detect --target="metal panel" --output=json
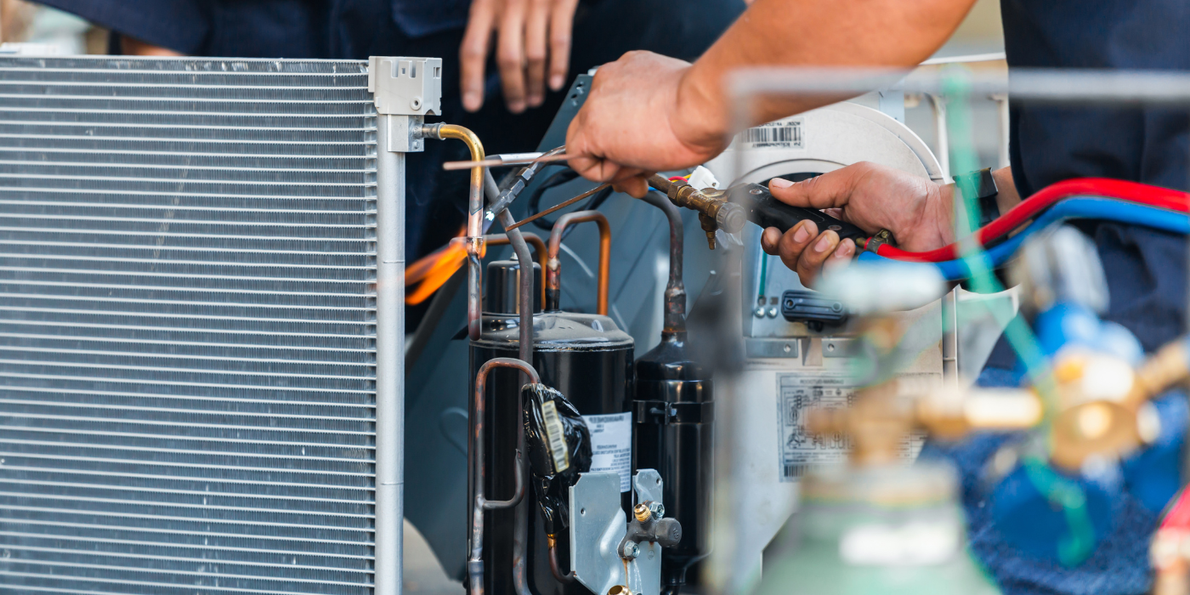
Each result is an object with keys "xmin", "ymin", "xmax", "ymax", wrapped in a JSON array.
[{"xmin": 0, "ymin": 56, "xmax": 379, "ymax": 595}]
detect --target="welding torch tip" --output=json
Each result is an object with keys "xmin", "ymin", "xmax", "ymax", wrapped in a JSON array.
[{"xmin": 443, "ymin": 152, "xmax": 573, "ymax": 171}]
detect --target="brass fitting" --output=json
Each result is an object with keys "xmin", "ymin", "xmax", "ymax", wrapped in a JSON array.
[
  {"xmin": 648, "ymin": 174, "xmax": 746, "ymax": 250},
  {"xmin": 633, "ymin": 502, "xmax": 651, "ymax": 523},
  {"xmin": 804, "ymin": 380, "xmax": 1042, "ymax": 467}
]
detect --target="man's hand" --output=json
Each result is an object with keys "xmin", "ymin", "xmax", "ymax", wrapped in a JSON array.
[
  {"xmin": 460, "ymin": 0, "xmax": 579, "ymax": 114},
  {"xmin": 760, "ymin": 162, "xmax": 955, "ymax": 286},
  {"xmin": 565, "ymin": 51, "xmax": 729, "ymax": 198}
]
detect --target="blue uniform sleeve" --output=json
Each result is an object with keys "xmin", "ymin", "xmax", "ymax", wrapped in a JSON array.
[{"xmin": 34, "ymin": 0, "xmax": 210, "ymax": 54}]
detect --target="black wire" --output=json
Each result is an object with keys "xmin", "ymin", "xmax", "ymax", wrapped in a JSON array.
[{"xmin": 524, "ymin": 166, "xmax": 613, "ymax": 240}]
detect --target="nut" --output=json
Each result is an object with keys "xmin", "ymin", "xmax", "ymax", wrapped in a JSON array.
[{"xmin": 648, "ymin": 502, "xmax": 665, "ymax": 519}]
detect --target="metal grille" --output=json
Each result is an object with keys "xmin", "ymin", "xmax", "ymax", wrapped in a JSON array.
[{"xmin": 0, "ymin": 56, "xmax": 378, "ymax": 594}]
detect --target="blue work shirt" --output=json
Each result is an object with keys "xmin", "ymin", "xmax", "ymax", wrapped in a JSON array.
[{"xmin": 994, "ymin": 0, "xmax": 1190, "ymax": 361}]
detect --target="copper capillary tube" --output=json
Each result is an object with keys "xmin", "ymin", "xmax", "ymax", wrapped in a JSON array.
[
  {"xmin": 443, "ymin": 152, "xmax": 572, "ymax": 171},
  {"xmin": 505, "ymin": 183, "xmax": 611, "ymax": 231}
]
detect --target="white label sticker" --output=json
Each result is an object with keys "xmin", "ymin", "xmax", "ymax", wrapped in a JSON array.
[
  {"xmin": 776, "ymin": 372, "xmax": 934, "ymax": 481},
  {"xmin": 738, "ymin": 119, "xmax": 805, "ymax": 150},
  {"xmin": 540, "ymin": 400, "xmax": 570, "ymax": 473},
  {"xmin": 583, "ymin": 412, "xmax": 633, "ymax": 492}
]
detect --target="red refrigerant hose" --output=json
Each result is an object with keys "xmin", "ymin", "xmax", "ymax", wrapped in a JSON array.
[{"xmin": 873, "ymin": 178, "xmax": 1190, "ymax": 262}]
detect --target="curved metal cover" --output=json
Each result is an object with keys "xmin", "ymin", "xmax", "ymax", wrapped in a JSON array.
[{"xmin": 0, "ymin": 56, "xmax": 379, "ymax": 595}]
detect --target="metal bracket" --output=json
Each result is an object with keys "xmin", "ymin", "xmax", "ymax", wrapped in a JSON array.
[
  {"xmin": 744, "ymin": 338, "xmax": 801, "ymax": 359},
  {"xmin": 368, "ymin": 56, "xmax": 443, "ymax": 116},
  {"xmin": 569, "ymin": 471, "xmax": 664, "ymax": 595},
  {"xmin": 368, "ymin": 57, "xmax": 443, "ymax": 153}
]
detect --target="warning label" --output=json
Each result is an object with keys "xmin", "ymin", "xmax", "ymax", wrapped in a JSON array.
[
  {"xmin": 583, "ymin": 412, "xmax": 633, "ymax": 492},
  {"xmin": 776, "ymin": 372, "xmax": 934, "ymax": 481}
]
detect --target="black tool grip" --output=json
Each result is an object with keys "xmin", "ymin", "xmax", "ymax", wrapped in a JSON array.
[{"xmin": 736, "ymin": 183, "xmax": 867, "ymax": 242}]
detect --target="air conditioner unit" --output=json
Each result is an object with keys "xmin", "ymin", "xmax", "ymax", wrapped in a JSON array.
[{"xmin": 0, "ymin": 53, "xmax": 437, "ymax": 595}]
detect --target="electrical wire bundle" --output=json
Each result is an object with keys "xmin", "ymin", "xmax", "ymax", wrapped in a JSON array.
[{"xmin": 859, "ymin": 178, "xmax": 1190, "ymax": 281}]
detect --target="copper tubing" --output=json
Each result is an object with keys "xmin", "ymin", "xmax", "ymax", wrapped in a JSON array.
[
  {"xmin": 642, "ymin": 191, "xmax": 687, "ymax": 336},
  {"xmin": 546, "ymin": 210, "xmax": 611, "ymax": 314},
  {"xmin": 546, "ymin": 534, "xmax": 576, "ymax": 583},
  {"xmin": 452, "ymin": 233, "xmax": 548, "ymax": 305},
  {"xmin": 481, "ymin": 170, "xmax": 538, "ymax": 595},
  {"xmin": 430, "ymin": 123, "xmax": 486, "ymax": 341},
  {"xmin": 469, "ymin": 358, "xmax": 541, "ymax": 595}
]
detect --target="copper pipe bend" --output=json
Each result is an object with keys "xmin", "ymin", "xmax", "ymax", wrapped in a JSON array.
[{"xmin": 546, "ymin": 210, "xmax": 611, "ymax": 314}]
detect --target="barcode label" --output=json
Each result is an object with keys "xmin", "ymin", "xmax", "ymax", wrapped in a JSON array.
[
  {"xmin": 783, "ymin": 463, "xmax": 811, "ymax": 479},
  {"xmin": 540, "ymin": 400, "xmax": 570, "ymax": 473},
  {"xmin": 741, "ymin": 119, "xmax": 804, "ymax": 149}
]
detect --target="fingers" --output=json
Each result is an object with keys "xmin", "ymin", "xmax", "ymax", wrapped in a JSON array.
[
  {"xmin": 611, "ymin": 175, "xmax": 649, "ymax": 199},
  {"xmin": 496, "ymin": 0, "xmax": 529, "ymax": 113},
  {"xmin": 767, "ymin": 220, "xmax": 854, "ymax": 286},
  {"xmin": 523, "ymin": 0, "xmax": 549, "ymax": 107},
  {"xmin": 768, "ymin": 163, "xmax": 873, "ymax": 210},
  {"xmin": 460, "ymin": 0, "xmax": 499, "ymax": 112},
  {"xmin": 823, "ymin": 238, "xmax": 856, "ymax": 275},
  {"xmin": 548, "ymin": 0, "xmax": 578, "ymax": 91}
]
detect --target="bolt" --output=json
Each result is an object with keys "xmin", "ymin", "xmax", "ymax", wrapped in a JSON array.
[
  {"xmin": 648, "ymin": 502, "xmax": 665, "ymax": 519},
  {"xmin": 767, "ymin": 306, "xmax": 779, "ymax": 318},
  {"xmin": 623, "ymin": 542, "xmax": 640, "ymax": 559},
  {"xmin": 754, "ymin": 306, "xmax": 766, "ymax": 318}
]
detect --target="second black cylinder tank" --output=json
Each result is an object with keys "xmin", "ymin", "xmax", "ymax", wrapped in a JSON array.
[{"xmin": 633, "ymin": 333, "xmax": 714, "ymax": 594}]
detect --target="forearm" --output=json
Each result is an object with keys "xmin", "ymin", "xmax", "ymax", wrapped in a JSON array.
[
  {"xmin": 121, "ymin": 36, "xmax": 185, "ymax": 56},
  {"xmin": 990, "ymin": 166, "xmax": 1021, "ymax": 214},
  {"xmin": 935, "ymin": 166, "xmax": 1020, "ymax": 228},
  {"xmin": 676, "ymin": 0, "xmax": 979, "ymax": 140}
]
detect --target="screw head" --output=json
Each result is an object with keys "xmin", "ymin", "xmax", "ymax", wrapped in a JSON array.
[
  {"xmin": 648, "ymin": 502, "xmax": 665, "ymax": 519},
  {"xmin": 623, "ymin": 542, "xmax": 640, "ymax": 559}
]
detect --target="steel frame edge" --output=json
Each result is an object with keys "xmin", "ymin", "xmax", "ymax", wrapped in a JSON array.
[{"xmin": 370, "ymin": 55, "xmax": 442, "ymax": 595}]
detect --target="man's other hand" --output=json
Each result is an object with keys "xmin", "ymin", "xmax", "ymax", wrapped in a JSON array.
[
  {"xmin": 565, "ymin": 51, "xmax": 728, "ymax": 198},
  {"xmin": 760, "ymin": 162, "xmax": 954, "ymax": 286},
  {"xmin": 461, "ymin": 0, "xmax": 579, "ymax": 114}
]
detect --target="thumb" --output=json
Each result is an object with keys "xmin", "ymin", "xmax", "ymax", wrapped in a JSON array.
[{"xmin": 768, "ymin": 166, "xmax": 866, "ymax": 210}]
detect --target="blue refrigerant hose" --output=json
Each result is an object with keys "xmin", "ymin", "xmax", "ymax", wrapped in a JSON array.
[{"xmin": 857, "ymin": 197, "xmax": 1190, "ymax": 280}]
